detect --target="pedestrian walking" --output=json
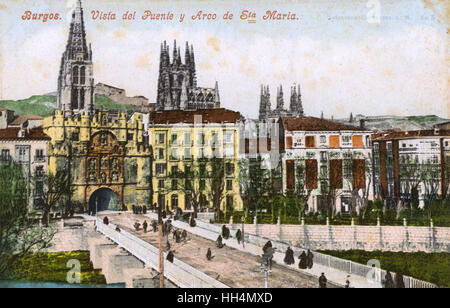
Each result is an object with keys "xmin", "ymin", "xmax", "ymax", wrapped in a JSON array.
[{"xmin": 319, "ymin": 273, "xmax": 327, "ymax": 288}]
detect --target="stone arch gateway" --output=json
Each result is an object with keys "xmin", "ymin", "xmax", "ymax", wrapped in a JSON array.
[{"xmin": 88, "ymin": 188, "xmax": 118, "ymax": 214}]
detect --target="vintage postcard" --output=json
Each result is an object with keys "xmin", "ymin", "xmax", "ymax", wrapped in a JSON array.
[{"xmin": 0, "ymin": 0, "xmax": 448, "ymax": 296}]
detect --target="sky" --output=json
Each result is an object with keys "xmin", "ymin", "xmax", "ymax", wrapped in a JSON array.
[{"xmin": 0, "ymin": 0, "xmax": 448, "ymax": 119}]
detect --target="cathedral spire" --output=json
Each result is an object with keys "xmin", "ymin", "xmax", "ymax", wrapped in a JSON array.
[
  {"xmin": 276, "ymin": 84, "xmax": 284, "ymax": 110},
  {"xmin": 214, "ymin": 81, "xmax": 220, "ymax": 106},
  {"xmin": 297, "ymin": 83, "xmax": 304, "ymax": 116},
  {"xmin": 185, "ymin": 41, "xmax": 190, "ymax": 66}
]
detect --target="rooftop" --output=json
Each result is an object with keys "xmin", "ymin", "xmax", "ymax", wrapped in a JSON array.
[
  {"xmin": 280, "ymin": 116, "xmax": 369, "ymax": 132},
  {"xmin": 0, "ymin": 127, "xmax": 50, "ymax": 141},
  {"xmin": 372, "ymin": 129, "xmax": 450, "ymax": 141},
  {"xmin": 150, "ymin": 108, "xmax": 241, "ymax": 125}
]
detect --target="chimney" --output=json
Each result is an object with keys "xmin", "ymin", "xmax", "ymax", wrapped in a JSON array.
[{"xmin": 359, "ymin": 119, "xmax": 365, "ymax": 129}]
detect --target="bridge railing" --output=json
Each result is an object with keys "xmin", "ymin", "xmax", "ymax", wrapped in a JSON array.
[{"xmin": 95, "ymin": 218, "xmax": 228, "ymax": 288}]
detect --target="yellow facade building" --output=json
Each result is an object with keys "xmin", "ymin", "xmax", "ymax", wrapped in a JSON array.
[
  {"xmin": 42, "ymin": 109, "xmax": 152, "ymax": 213},
  {"xmin": 148, "ymin": 108, "xmax": 243, "ymax": 212}
]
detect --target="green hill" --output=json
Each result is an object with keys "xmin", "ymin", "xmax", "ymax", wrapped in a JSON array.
[{"xmin": 0, "ymin": 94, "xmax": 141, "ymax": 117}]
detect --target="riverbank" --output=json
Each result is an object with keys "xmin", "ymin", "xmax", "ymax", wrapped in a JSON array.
[
  {"xmin": 0, "ymin": 251, "xmax": 106, "ymax": 285},
  {"xmin": 317, "ymin": 250, "xmax": 450, "ymax": 287}
]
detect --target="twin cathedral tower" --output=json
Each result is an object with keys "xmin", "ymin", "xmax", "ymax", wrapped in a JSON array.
[{"xmin": 57, "ymin": 0, "xmax": 305, "ymax": 118}]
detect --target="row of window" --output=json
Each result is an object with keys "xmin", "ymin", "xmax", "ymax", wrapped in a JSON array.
[
  {"xmin": 155, "ymin": 162, "xmax": 236, "ymax": 176},
  {"xmin": 0, "ymin": 149, "xmax": 45, "ymax": 161},
  {"xmin": 155, "ymin": 146, "xmax": 234, "ymax": 160},
  {"xmin": 287, "ymin": 135, "xmax": 366, "ymax": 149},
  {"xmin": 157, "ymin": 178, "xmax": 234, "ymax": 191},
  {"xmin": 156, "ymin": 131, "xmax": 234, "ymax": 145}
]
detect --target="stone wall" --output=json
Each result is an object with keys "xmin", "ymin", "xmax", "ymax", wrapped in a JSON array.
[{"xmin": 223, "ymin": 223, "xmax": 450, "ymax": 253}]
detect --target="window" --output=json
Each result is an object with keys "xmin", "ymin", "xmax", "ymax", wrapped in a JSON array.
[
  {"xmin": 80, "ymin": 66, "xmax": 86, "ymax": 85},
  {"xmin": 72, "ymin": 66, "xmax": 79, "ymax": 84},
  {"xmin": 352, "ymin": 135, "xmax": 363, "ymax": 148},
  {"xmin": 170, "ymin": 166, "xmax": 178, "ymax": 176},
  {"xmin": 158, "ymin": 148, "xmax": 165, "ymax": 160},
  {"xmin": 226, "ymin": 179, "xmax": 233, "ymax": 191},
  {"xmin": 184, "ymin": 132, "xmax": 191, "ymax": 145},
  {"xmin": 226, "ymin": 163, "xmax": 235, "ymax": 176},
  {"xmin": 35, "ymin": 149, "xmax": 44, "ymax": 161},
  {"xmin": 171, "ymin": 179, "xmax": 178, "ymax": 190},
  {"xmin": 198, "ymin": 133, "xmax": 205, "ymax": 145},
  {"xmin": 305, "ymin": 136, "xmax": 315, "ymax": 148},
  {"xmin": 171, "ymin": 133, "xmax": 178, "ymax": 145},
  {"xmin": 1, "ymin": 149, "xmax": 10, "ymax": 161},
  {"xmin": 211, "ymin": 131, "xmax": 218, "ymax": 146},
  {"xmin": 155, "ymin": 163, "xmax": 166, "ymax": 175},
  {"xmin": 184, "ymin": 148, "xmax": 192, "ymax": 159},
  {"xmin": 198, "ymin": 147, "xmax": 205, "ymax": 158},
  {"xmin": 171, "ymin": 195, "xmax": 178, "ymax": 208},
  {"xmin": 342, "ymin": 135, "xmax": 351, "ymax": 146},
  {"xmin": 320, "ymin": 135, "xmax": 326, "ymax": 143},
  {"xmin": 127, "ymin": 133, "xmax": 134, "ymax": 141},
  {"xmin": 223, "ymin": 131, "xmax": 233, "ymax": 144},
  {"xmin": 158, "ymin": 133, "xmax": 165, "ymax": 144},
  {"xmin": 36, "ymin": 166, "xmax": 44, "ymax": 177},
  {"xmin": 329, "ymin": 135, "xmax": 340, "ymax": 148},
  {"xmin": 158, "ymin": 179, "xmax": 165, "ymax": 189},
  {"xmin": 320, "ymin": 151, "xmax": 328, "ymax": 162},
  {"xmin": 170, "ymin": 148, "xmax": 178, "ymax": 160}
]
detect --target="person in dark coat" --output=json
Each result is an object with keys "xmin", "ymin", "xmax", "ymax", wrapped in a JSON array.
[
  {"xmin": 190, "ymin": 216, "xmax": 196, "ymax": 227},
  {"xmin": 134, "ymin": 222, "xmax": 141, "ymax": 231},
  {"xmin": 395, "ymin": 272, "xmax": 405, "ymax": 288},
  {"xmin": 235, "ymin": 229, "xmax": 242, "ymax": 244},
  {"xmin": 166, "ymin": 240, "xmax": 171, "ymax": 250},
  {"xmin": 103, "ymin": 216, "xmax": 109, "ymax": 225},
  {"xmin": 162, "ymin": 210, "xmax": 167, "ymax": 219},
  {"xmin": 206, "ymin": 248, "xmax": 214, "ymax": 261},
  {"xmin": 166, "ymin": 251, "xmax": 174, "ymax": 263},
  {"xmin": 143, "ymin": 220, "xmax": 148, "ymax": 233},
  {"xmin": 262, "ymin": 241, "xmax": 272, "ymax": 253},
  {"xmin": 216, "ymin": 235, "xmax": 225, "ymax": 248},
  {"xmin": 181, "ymin": 230, "xmax": 187, "ymax": 242},
  {"xmin": 151, "ymin": 220, "xmax": 158, "ymax": 232},
  {"xmin": 384, "ymin": 271, "xmax": 394, "ymax": 288},
  {"xmin": 298, "ymin": 251, "xmax": 307, "ymax": 269},
  {"xmin": 283, "ymin": 247, "xmax": 295, "ymax": 265},
  {"xmin": 306, "ymin": 249, "xmax": 314, "ymax": 269},
  {"xmin": 115, "ymin": 226, "xmax": 121, "ymax": 232},
  {"xmin": 142, "ymin": 206, "xmax": 147, "ymax": 214},
  {"xmin": 319, "ymin": 273, "xmax": 327, "ymax": 288}
]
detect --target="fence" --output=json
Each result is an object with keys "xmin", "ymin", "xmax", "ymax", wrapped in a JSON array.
[{"xmin": 95, "ymin": 218, "xmax": 228, "ymax": 288}]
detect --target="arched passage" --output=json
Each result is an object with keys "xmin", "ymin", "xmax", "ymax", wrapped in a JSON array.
[{"xmin": 88, "ymin": 188, "xmax": 118, "ymax": 214}]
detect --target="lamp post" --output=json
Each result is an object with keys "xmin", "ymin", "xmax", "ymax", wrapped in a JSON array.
[
  {"xmin": 157, "ymin": 195, "xmax": 164, "ymax": 288},
  {"xmin": 241, "ymin": 216, "xmax": 245, "ymax": 248}
]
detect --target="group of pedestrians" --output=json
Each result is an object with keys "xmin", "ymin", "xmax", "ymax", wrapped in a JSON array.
[{"xmin": 132, "ymin": 205, "xmax": 146, "ymax": 215}]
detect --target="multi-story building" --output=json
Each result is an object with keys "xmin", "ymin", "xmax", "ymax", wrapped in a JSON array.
[
  {"xmin": 372, "ymin": 128, "xmax": 449, "ymax": 208},
  {"xmin": 156, "ymin": 40, "xmax": 220, "ymax": 111},
  {"xmin": 279, "ymin": 116, "xmax": 373, "ymax": 214},
  {"xmin": 148, "ymin": 108, "xmax": 243, "ymax": 212},
  {"xmin": 0, "ymin": 127, "xmax": 50, "ymax": 210}
]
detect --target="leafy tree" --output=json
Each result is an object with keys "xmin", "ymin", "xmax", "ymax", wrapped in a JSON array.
[
  {"xmin": 32, "ymin": 169, "xmax": 74, "ymax": 226},
  {"xmin": 0, "ymin": 162, "xmax": 56, "ymax": 275}
]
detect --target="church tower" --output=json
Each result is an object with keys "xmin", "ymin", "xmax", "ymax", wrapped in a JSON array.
[
  {"xmin": 156, "ymin": 40, "xmax": 219, "ymax": 111},
  {"xmin": 57, "ymin": 0, "xmax": 95, "ymax": 116}
]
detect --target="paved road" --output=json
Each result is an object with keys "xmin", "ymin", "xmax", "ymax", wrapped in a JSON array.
[{"xmin": 100, "ymin": 212, "xmax": 334, "ymax": 288}]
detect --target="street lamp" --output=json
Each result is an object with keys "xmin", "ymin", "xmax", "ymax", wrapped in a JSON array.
[{"xmin": 241, "ymin": 216, "xmax": 245, "ymax": 248}]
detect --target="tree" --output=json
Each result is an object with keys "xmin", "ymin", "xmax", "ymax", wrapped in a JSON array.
[
  {"xmin": 0, "ymin": 162, "xmax": 56, "ymax": 275},
  {"xmin": 342, "ymin": 152, "xmax": 373, "ymax": 219},
  {"xmin": 207, "ymin": 157, "xmax": 226, "ymax": 214},
  {"xmin": 398, "ymin": 154, "xmax": 421, "ymax": 209},
  {"xmin": 32, "ymin": 169, "xmax": 74, "ymax": 226}
]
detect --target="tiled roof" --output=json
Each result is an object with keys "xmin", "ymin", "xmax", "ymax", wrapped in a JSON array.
[
  {"xmin": 281, "ymin": 116, "xmax": 369, "ymax": 132},
  {"xmin": 0, "ymin": 127, "xmax": 50, "ymax": 140},
  {"xmin": 150, "ymin": 108, "xmax": 241, "ymax": 124},
  {"xmin": 372, "ymin": 129, "xmax": 450, "ymax": 141},
  {"xmin": 9, "ymin": 115, "xmax": 43, "ymax": 126}
]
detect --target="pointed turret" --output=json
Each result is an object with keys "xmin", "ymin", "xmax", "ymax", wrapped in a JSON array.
[
  {"xmin": 289, "ymin": 84, "xmax": 298, "ymax": 113},
  {"xmin": 185, "ymin": 41, "xmax": 190, "ymax": 66},
  {"xmin": 214, "ymin": 81, "xmax": 220, "ymax": 107},
  {"xmin": 276, "ymin": 84, "xmax": 284, "ymax": 110},
  {"xmin": 297, "ymin": 83, "xmax": 304, "ymax": 116}
]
